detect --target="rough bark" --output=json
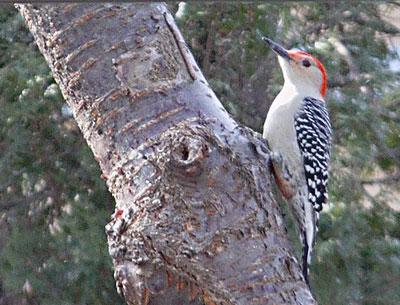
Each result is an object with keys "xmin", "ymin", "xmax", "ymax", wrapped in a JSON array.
[{"xmin": 16, "ymin": 3, "xmax": 316, "ymax": 305}]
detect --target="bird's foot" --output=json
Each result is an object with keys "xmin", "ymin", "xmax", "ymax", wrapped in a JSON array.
[
  {"xmin": 270, "ymin": 152, "xmax": 293, "ymax": 181},
  {"xmin": 270, "ymin": 152, "xmax": 296, "ymax": 199}
]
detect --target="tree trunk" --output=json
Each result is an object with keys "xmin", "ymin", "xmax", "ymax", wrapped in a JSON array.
[{"xmin": 16, "ymin": 3, "xmax": 316, "ymax": 305}]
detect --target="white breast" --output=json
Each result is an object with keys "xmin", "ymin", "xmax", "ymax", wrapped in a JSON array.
[{"xmin": 263, "ymin": 85, "xmax": 304, "ymax": 173}]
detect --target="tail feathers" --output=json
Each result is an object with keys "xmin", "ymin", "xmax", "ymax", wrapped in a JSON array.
[
  {"xmin": 301, "ymin": 213, "xmax": 318, "ymax": 286},
  {"xmin": 290, "ymin": 191, "xmax": 318, "ymax": 286},
  {"xmin": 302, "ymin": 231, "xmax": 311, "ymax": 286},
  {"xmin": 301, "ymin": 196, "xmax": 318, "ymax": 285}
]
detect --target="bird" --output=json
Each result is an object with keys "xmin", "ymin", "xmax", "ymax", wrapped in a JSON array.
[{"xmin": 261, "ymin": 36, "xmax": 332, "ymax": 285}]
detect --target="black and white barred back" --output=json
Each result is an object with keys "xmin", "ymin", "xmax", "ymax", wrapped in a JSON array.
[
  {"xmin": 295, "ymin": 97, "xmax": 332, "ymax": 212},
  {"xmin": 294, "ymin": 96, "xmax": 332, "ymax": 283}
]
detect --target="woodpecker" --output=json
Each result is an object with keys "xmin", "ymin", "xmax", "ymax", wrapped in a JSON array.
[{"xmin": 262, "ymin": 37, "xmax": 332, "ymax": 285}]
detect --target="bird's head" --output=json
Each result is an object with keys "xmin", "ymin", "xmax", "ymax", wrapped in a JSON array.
[{"xmin": 262, "ymin": 37, "xmax": 327, "ymax": 97}]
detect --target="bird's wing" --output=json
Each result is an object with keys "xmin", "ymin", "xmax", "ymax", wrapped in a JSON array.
[{"xmin": 294, "ymin": 97, "xmax": 332, "ymax": 212}]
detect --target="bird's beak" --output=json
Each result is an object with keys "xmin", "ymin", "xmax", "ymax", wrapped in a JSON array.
[{"xmin": 262, "ymin": 37, "xmax": 292, "ymax": 61}]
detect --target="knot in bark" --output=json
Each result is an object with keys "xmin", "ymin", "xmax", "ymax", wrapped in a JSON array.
[{"xmin": 169, "ymin": 135, "xmax": 209, "ymax": 177}]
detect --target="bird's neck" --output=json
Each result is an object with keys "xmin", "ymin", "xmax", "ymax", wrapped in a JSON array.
[{"xmin": 281, "ymin": 78, "xmax": 323, "ymax": 100}]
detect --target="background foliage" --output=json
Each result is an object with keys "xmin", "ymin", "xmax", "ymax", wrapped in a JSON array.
[{"xmin": 1, "ymin": 2, "xmax": 400, "ymax": 305}]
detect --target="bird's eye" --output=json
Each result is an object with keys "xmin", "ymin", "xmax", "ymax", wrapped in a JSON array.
[{"xmin": 302, "ymin": 59, "xmax": 311, "ymax": 68}]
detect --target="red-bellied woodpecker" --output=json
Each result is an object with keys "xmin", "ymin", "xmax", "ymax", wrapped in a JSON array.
[{"xmin": 262, "ymin": 37, "xmax": 332, "ymax": 285}]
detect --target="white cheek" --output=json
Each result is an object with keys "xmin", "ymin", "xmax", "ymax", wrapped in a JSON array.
[
  {"xmin": 278, "ymin": 59, "xmax": 323, "ymax": 92},
  {"xmin": 310, "ymin": 66, "xmax": 322, "ymax": 86}
]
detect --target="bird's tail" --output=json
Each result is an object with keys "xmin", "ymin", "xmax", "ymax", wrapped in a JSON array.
[
  {"xmin": 289, "ymin": 189, "xmax": 318, "ymax": 286},
  {"xmin": 302, "ymin": 231, "xmax": 311, "ymax": 286},
  {"xmin": 301, "ymin": 201, "xmax": 318, "ymax": 287}
]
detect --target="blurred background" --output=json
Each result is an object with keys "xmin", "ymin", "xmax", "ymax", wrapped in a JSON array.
[{"xmin": 1, "ymin": 2, "xmax": 400, "ymax": 305}]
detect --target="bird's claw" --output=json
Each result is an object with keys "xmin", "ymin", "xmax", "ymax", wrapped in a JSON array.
[{"xmin": 270, "ymin": 152, "xmax": 292, "ymax": 181}]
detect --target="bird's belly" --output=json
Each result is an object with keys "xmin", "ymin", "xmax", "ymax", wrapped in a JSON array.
[{"xmin": 263, "ymin": 104, "xmax": 303, "ymax": 174}]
